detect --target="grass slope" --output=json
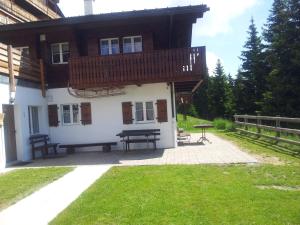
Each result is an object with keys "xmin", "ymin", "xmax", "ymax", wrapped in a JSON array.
[
  {"xmin": 51, "ymin": 165, "xmax": 300, "ymax": 225},
  {"xmin": 0, "ymin": 167, "xmax": 73, "ymax": 210}
]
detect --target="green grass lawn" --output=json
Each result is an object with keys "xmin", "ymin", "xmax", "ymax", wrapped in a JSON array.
[
  {"xmin": 50, "ymin": 115, "xmax": 300, "ymax": 225},
  {"xmin": 0, "ymin": 167, "xmax": 73, "ymax": 210},
  {"xmin": 51, "ymin": 165, "xmax": 300, "ymax": 225}
]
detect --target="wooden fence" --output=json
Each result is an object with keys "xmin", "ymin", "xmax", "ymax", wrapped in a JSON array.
[{"xmin": 234, "ymin": 115, "xmax": 300, "ymax": 146}]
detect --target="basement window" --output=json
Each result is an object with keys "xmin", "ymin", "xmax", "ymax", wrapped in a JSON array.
[
  {"xmin": 51, "ymin": 42, "xmax": 70, "ymax": 64},
  {"xmin": 61, "ymin": 104, "xmax": 80, "ymax": 125},
  {"xmin": 123, "ymin": 36, "xmax": 142, "ymax": 53}
]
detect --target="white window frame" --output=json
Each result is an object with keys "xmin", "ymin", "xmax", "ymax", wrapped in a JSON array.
[
  {"xmin": 61, "ymin": 103, "xmax": 80, "ymax": 126},
  {"xmin": 100, "ymin": 38, "xmax": 120, "ymax": 55},
  {"xmin": 51, "ymin": 42, "xmax": 69, "ymax": 64},
  {"xmin": 28, "ymin": 106, "xmax": 40, "ymax": 135},
  {"xmin": 134, "ymin": 101, "xmax": 155, "ymax": 124},
  {"xmin": 122, "ymin": 35, "xmax": 143, "ymax": 53}
]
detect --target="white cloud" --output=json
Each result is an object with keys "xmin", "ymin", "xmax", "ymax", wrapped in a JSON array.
[
  {"xmin": 194, "ymin": 0, "xmax": 258, "ymax": 37},
  {"xmin": 206, "ymin": 51, "xmax": 219, "ymax": 76}
]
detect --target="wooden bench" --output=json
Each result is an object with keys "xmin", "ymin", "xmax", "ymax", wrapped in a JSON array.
[
  {"xmin": 59, "ymin": 142, "xmax": 118, "ymax": 154},
  {"xmin": 117, "ymin": 129, "xmax": 160, "ymax": 151},
  {"xmin": 29, "ymin": 134, "xmax": 59, "ymax": 160}
]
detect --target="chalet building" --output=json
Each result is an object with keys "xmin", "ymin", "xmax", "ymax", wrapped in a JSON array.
[{"xmin": 0, "ymin": 2, "xmax": 209, "ymax": 168}]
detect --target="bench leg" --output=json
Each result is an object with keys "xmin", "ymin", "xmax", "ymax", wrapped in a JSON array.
[
  {"xmin": 32, "ymin": 149, "xmax": 35, "ymax": 160},
  {"xmin": 67, "ymin": 147, "xmax": 75, "ymax": 154},
  {"xmin": 53, "ymin": 145, "xmax": 57, "ymax": 155},
  {"xmin": 103, "ymin": 145, "xmax": 111, "ymax": 153}
]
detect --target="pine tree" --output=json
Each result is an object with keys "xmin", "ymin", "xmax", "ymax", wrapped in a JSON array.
[
  {"xmin": 262, "ymin": 0, "xmax": 300, "ymax": 116},
  {"xmin": 237, "ymin": 18, "xmax": 266, "ymax": 114},
  {"xmin": 208, "ymin": 60, "xmax": 227, "ymax": 118}
]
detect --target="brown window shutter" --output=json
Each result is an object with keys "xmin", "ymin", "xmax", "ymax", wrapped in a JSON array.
[
  {"xmin": 157, "ymin": 99, "xmax": 168, "ymax": 123},
  {"xmin": 81, "ymin": 102, "xmax": 92, "ymax": 125},
  {"xmin": 48, "ymin": 105, "xmax": 59, "ymax": 127},
  {"xmin": 122, "ymin": 102, "xmax": 133, "ymax": 124}
]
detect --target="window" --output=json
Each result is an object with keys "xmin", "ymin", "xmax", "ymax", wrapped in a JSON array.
[
  {"xmin": 100, "ymin": 38, "xmax": 119, "ymax": 56},
  {"xmin": 51, "ymin": 42, "xmax": 69, "ymax": 64},
  {"xmin": 123, "ymin": 36, "xmax": 142, "ymax": 53},
  {"xmin": 135, "ymin": 101, "xmax": 154, "ymax": 123},
  {"xmin": 28, "ymin": 106, "xmax": 39, "ymax": 134},
  {"xmin": 61, "ymin": 104, "xmax": 79, "ymax": 125}
]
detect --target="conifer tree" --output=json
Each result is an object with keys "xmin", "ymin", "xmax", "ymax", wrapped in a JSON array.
[
  {"xmin": 237, "ymin": 18, "xmax": 266, "ymax": 114},
  {"xmin": 261, "ymin": 0, "xmax": 300, "ymax": 116}
]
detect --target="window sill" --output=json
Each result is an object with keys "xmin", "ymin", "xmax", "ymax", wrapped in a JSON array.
[
  {"xmin": 62, "ymin": 123, "xmax": 80, "ymax": 126},
  {"xmin": 135, "ymin": 121, "xmax": 155, "ymax": 125}
]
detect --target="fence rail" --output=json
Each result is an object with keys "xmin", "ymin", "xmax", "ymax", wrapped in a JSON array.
[{"xmin": 234, "ymin": 115, "xmax": 300, "ymax": 146}]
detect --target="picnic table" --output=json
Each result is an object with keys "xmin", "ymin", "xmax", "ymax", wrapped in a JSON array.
[
  {"xmin": 193, "ymin": 124, "xmax": 213, "ymax": 143},
  {"xmin": 116, "ymin": 129, "xmax": 160, "ymax": 151}
]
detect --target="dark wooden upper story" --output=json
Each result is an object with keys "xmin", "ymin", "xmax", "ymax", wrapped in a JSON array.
[{"xmin": 0, "ymin": 5, "xmax": 209, "ymax": 92}]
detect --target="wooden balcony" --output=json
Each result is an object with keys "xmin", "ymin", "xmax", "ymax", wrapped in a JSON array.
[
  {"xmin": 69, "ymin": 47, "xmax": 206, "ymax": 90},
  {"xmin": 0, "ymin": 0, "xmax": 38, "ymax": 22},
  {"xmin": 0, "ymin": 43, "xmax": 41, "ymax": 82},
  {"xmin": 23, "ymin": 0, "xmax": 61, "ymax": 19}
]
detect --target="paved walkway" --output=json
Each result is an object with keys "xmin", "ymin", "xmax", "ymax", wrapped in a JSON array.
[
  {"xmin": 0, "ymin": 165, "xmax": 111, "ymax": 225},
  {"xmin": 27, "ymin": 133, "xmax": 258, "ymax": 167}
]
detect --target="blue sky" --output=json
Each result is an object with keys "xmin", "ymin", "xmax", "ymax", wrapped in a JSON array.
[{"xmin": 58, "ymin": 0, "xmax": 273, "ymax": 76}]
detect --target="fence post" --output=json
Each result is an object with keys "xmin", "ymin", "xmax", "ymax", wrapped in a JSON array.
[
  {"xmin": 256, "ymin": 112, "xmax": 261, "ymax": 136},
  {"xmin": 275, "ymin": 115, "xmax": 281, "ymax": 140},
  {"xmin": 244, "ymin": 114, "xmax": 248, "ymax": 131}
]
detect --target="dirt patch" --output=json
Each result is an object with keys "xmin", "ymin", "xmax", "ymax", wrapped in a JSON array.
[
  {"xmin": 256, "ymin": 185, "xmax": 300, "ymax": 191},
  {"xmin": 253, "ymin": 154, "xmax": 285, "ymax": 165}
]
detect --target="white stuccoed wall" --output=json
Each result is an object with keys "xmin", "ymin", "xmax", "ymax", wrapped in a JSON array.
[
  {"xmin": 47, "ymin": 83, "xmax": 177, "ymax": 150},
  {"xmin": 0, "ymin": 83, "xmax": 48, "ymax": 167},
  {"xmin": 14, "ymin": 86, "xmax": 49, "ymax": 161}
]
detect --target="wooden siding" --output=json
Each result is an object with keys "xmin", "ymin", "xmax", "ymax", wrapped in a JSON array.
[
  {"xmin": 0, "ymin": 0, "xmax": 38, "ymax": 22},
  {"xmin": 23, "ymin": 0, "xmax": 61, "ymax": 19},
  {"xmin": 0, "ymin": 43, "xmax": 41, "ymax": 82},
  {"xmin": 69, "ymin": 46, "xmax": 206, "ymax": 89}
]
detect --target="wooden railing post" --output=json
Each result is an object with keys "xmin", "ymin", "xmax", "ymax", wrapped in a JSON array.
[
  {"xmin": 256, "ymin": 112, "xmax": 261, "ymax": 135},
  {"xmin": 244, "ymin": 115, "xmax": 248, "ymax": 131},
  {"xmin": 39, "ymin": 59, "xmax": 46, "ymax": 97},
  {"xmin": 7, "ymin": 45, "xmax": 16, "ymax": 98},
  {"xmin": 275, "ymin": 115, "xmax": 281, "ymax": 139}
]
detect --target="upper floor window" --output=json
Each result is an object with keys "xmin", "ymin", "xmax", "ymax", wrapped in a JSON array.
[
  {"xmin": 51, "ymin": 42, "xmax": 69, "ymax": 64},
  {"xmin": 100, "ymin": 38, "xmax": 119, "ymax": 56},
  {"xmin": 123, "ymin": 36, "xmax": 142, "ymax": 53}
]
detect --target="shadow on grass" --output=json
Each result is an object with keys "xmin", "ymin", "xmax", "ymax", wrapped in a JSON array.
[{"xmin": 225, "ymin": 132, "xmax": 300, "ymax": 159}]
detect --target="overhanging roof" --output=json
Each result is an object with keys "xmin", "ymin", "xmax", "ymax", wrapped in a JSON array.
[{"xmin": 0, "ymin": 5, "xmax": 209, "ymax": 33}]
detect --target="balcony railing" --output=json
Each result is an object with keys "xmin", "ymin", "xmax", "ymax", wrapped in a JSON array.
[
  {"xmin": 0, "ymin": 0, "xmax": 38, "ymax": 22},
  {"xmin": 69, "ymin": 47, "xmax": 206, "ymax": 89},
  {"xmin": 24, "ymin": 0, "xmax": 61, "ymax": 19},
  {"xmin": 0, "ymin": 44, "xmax": 41, "ymax": 82}
]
